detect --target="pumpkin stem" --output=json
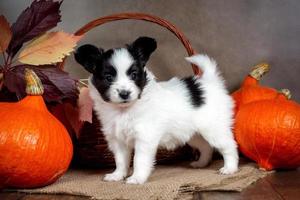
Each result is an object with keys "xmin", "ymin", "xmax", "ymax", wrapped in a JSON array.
[
  {"xmin": 25, "ymin": 68, "xmax": 44, "ymax": 95},
  {"xmin": 249, "ymin": 63, "xmax": 270, "ymax": 81},
  {"xmin": 279, "ymin": 89, "xmax": 292, "ymax": 99}
]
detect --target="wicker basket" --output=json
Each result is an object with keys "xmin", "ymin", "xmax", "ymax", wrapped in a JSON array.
[{"xmin": 59, "ymin": 13, "xmax": 202, "ymax": 168}]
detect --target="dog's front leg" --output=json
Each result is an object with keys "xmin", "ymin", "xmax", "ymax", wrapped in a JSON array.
[
  {"xmin": 126, "ymin": 140, "xmax": 158, "ymax": 184},
  {"xmin": 104, "ymin": 140, "xmax": 131, "ymax": 182}
]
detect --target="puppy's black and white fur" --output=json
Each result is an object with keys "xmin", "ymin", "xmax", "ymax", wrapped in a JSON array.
[{"xmin": 75, "ymin": 37, "xmax": 239, "ymax": 184}]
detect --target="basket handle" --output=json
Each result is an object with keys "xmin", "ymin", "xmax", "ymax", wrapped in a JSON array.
[{"xmin": 58, "ymin": 12, "xmax": 200, "ymax": 75}]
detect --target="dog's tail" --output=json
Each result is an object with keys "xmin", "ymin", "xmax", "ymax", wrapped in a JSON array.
[{"xmin": 185, "ymin": 54, "xmax": 220, "ymax": 82}]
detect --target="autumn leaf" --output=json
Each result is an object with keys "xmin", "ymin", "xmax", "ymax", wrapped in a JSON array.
[
  {"xmin": 7, "ymin": 0, "xmax": 62, "ymax": 57},
  {"xmin": 56, "ymin": 88, "xmax": 94, "ymax": 139},
  {"xmin": 4, "ymin": 65, "xmax": 79, "ymax": 103},
  {"xmin": 0, "ymin": 87, "xmax": 18, "ymax": 102},
  {"xmin": 49, "ymin": 103, "xmax": 80, "ymax": 138},
  {"xmin": 33, "ymin": 66, "xmax": 79, "ymax": 104},
  {"xmin": 4, "ymin": 69, "xmax": 26, "ymax": 99},
  {"xmin": 49, "ymin": 89, "xmax": 94, "ymax": 139},
  {"xmin": 63, "ymin": 103, "xmax": 83, "ymax": 138},
  {"xmin": 0, "ymin": 15, "xmax": 12, "ymax": 53},
  {"xmin": 17, "ymin": 31, "xmax": 82, "ymax": 65},
  {"xmin": 78, "ymin": 87, "xmax": 93, "ymax": 123}
]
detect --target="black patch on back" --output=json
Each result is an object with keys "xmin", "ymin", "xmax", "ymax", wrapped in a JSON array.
[{"xmin": 181, "ymin": 77, "xmax": 205, "ymax": 107}]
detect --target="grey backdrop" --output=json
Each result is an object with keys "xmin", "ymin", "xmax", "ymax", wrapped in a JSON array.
[{"xmin": 1, "ymin": 0, "xmax": 299, "ymax": 101}]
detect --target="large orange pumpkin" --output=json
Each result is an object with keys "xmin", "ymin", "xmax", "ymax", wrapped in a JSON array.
[
  {"xmin": 0, "ymin": 69, "xmax": 73, "ymax": 188},
  {"xmin": 234, "ymin": 90, "xmax": 300, "ymax": 170},
  {"xmin": 232, "ymin": 63, "xmax": 278, "ymax": 115}
]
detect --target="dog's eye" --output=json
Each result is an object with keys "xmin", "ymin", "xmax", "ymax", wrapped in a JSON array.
[
  {"xmin": 105, "ymin": 74, "xmax": 113, "ymax": 82},
  {"xmin": 130, "ymin": 71, "xmax": 137, "ymax": 80}
]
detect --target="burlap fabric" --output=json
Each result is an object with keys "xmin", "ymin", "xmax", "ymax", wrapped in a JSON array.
[{"xmin": 15, "ymin": 160, "xmax": 268, "ymax": 200}]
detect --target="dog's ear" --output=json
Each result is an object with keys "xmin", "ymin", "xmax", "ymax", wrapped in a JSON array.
[
  {"xmin": 74, "ymin": 44, "xmax": 104, "ymax": 73},
  {"xmin": 127, "ymin": 37, "xmax": 157, "ymax": 66}
]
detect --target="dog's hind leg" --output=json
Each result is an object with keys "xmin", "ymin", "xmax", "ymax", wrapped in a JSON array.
[
  {"xmin": 201, "ymin": 128, "xmax": 239, "ymax": 174},
  {"xmin": 217, "ymin": 137, "xmax": 239, "ymax": 174},
  {"xmin": 188, "ymin": 134, "xmax": 213, "ymax": 168}
]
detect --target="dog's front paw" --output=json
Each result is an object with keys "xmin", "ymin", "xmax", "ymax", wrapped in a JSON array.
[
  {"xmin": 219, "ymin": 166, "xmax": 238, "ymax": 175},
  {"xmin": 103, "ymin": 171, "xmax": 125, "ymax": 182},
  {"xmin": 126, "ymin": 175, "xmax": 146, "ymax": 184}
]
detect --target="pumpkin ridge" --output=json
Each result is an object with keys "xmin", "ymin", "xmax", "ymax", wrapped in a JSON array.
[
  {"xmin": 263, "ymin": 127, "xmax": 277, "ymax": 170},
  {"xmin": 252, "ymin": 129, "xmax": 262, "ymax": 165},
  {"xmin": 253, "ymin": 113, "xmax": 264, "ymax": 165}
]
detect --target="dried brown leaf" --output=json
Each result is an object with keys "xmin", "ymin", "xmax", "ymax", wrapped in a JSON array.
[
  {"xmin": 0, "ymin": 15, "xmax": 12, "ymax": 53},
  {"xmin": 18, "ymin": 31, "xmax": 82, "ymax": 65}
]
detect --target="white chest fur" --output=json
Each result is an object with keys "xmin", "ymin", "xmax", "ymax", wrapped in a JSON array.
[{"xmin": 89, "ymin": 77, "xmax": 197, "ymax": 151}]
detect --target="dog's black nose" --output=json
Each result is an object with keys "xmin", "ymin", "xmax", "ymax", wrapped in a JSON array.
[{"xmin": 119, "ymin": 90, "xmax": 131, "ymax": 100}]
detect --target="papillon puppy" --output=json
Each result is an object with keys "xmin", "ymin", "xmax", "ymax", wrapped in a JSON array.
[{"xmin": 74, "ymin": 37, "xmax": 239, "ymax": 184}]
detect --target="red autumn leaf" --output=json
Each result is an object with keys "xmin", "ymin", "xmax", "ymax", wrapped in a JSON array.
[
  {"xmin": 33, "ymin": 66, "xmax": 79, "ymax": 104},
  {"xmin": 60, "ymin": 88, "xmax": 94, "ymax": 139},
  {"xmin": 51, "ymin": 87, "xmax": 96, "ymax": 139},
  {"xmin": 50, "ymin": 100, "xmax": 92, "ymax": 139},
  {"xmin": 0, "ymin": 15, "xmax": 12, "ymax": 53},
  {"xmin": 78, "ymin": 87, "xmax": 93, "ymax": 123},
  {"xmin": 0, "ymin": 73, "xmax": 4, "ymax": 90},
  {"xmin": 63, "ymin": 103, "xmax": 83, "ymax": 138},
  {"xmin": 3, "ymin": 69, "xmax": 26, "ymax": 100},
  {"xmin": 7, "ymin": 0, "xmax": 62, "ymax": 57},
  {"xmin": 0, "ymin": 87, "xmax": 18, "ymax": 102},
  {"xmin": 4, "ymin": 65, "xmax": 79, "ymax": 104},
  {"xmin": 49, "ymin": 103, "xmax": 81, "ymax": 138}
]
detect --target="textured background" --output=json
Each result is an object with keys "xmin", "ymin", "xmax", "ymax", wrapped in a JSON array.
[{"xmin": 1, "ymin": 0, "xmax": 299, "ymax": 101}]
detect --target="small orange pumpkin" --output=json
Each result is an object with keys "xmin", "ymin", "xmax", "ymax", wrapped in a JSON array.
[
  {"xmin": 234, "ymin": 89, "xmax": 300, "ymax": 170},
  {"xmin": 232, "ymin": 63, "xmax": 278, "ymax": 115},
  {"xmin": 0, "ymin": 69, "xmax": 73, "ymax": 188}
]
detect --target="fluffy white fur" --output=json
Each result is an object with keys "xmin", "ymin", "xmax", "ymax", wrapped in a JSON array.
[{"xmin": 88, "ymin": 52, "xmax": 239, "ymax": 184}]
